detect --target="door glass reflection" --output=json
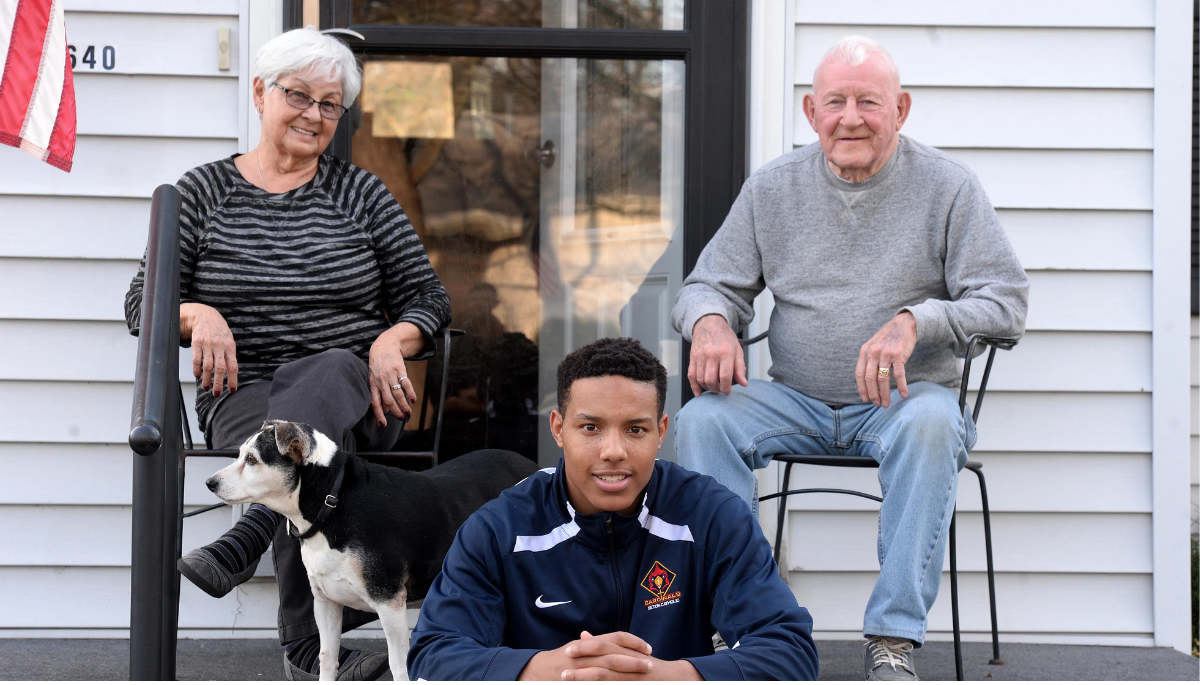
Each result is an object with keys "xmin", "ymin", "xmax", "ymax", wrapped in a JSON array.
[
  {"xmin": 353, "ymin": 0, "xmax": 685, "ymax": 30},
  {"xmin": 351, "ymin": 55, "xmax": 684, "ymax": 465}
]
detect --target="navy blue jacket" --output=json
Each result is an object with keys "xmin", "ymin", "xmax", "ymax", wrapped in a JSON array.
[{"xmin": 407, "ymin": 459, "xmax": 819, "ymax": 680}]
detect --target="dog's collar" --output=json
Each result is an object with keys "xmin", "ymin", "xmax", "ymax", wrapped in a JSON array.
[{"xmin": 289, "ymin": 462, "xmax": 345, "ymax": 541}]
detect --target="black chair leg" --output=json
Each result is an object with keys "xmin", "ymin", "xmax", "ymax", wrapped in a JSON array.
[
  {"xmin": 969, "ymin": 465, "xmax": 1003, "ymax": 664},
  {"xmin": 773, "ymin": 461, "xmax": 794, "ymax": 567},
  {"xmin": 949, "ymin": 511, "xmax": 963, "ymax": 681}
]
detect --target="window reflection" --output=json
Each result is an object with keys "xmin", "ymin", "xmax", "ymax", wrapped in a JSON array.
[
  {"xmin": 354, "ymin": 0, "xmax": 685, "ymax": 30},
  {"xmin": 352, "ymin": 55, "xmax": 683, "ymax": 464}
]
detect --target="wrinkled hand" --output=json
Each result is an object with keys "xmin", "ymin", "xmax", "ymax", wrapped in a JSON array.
[
  {"xmin": 368, "ymin": 325, "xmax": 420, "ymax": 428},
  {"xmin": 855, "ymin": 311, "xmax": 918, "ymax": 408},
  {"xmin": 181, "ymin": 303, "xmax": 237, "ymax": 397},
  {"xmin": 687, "ymin": 314, "xmax": 748, "ymax": 396}
]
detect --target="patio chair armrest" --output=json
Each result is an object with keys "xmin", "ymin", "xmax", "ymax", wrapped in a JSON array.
[
  {"xmin": 736, "ymin": 328, "xmax": 1015, "ymax": 425},
  {"xmin": 958, "ymin": 334, "xmax": 1019, "ymax": 423},
  {"xmin": 738, "ymin": 330, "xmax": 769, "ymax": 347},
  {"xmin": 404, "ymin": 328, "xmax": 465, "ymax": 362},
  {"xmin": 976, "ymin": 336, "xmax": 1018, "ymax": 352}
]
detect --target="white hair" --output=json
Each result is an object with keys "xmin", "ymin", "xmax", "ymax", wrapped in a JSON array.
[
  {"xmin": 815, "ymin": 35, "xmax": 901, "ymax": 92},
  {"xmin": 254, "ymin": 28, "xmax": 362, "ymax": 107}
]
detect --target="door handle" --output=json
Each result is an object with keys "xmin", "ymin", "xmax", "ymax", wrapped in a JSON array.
[{"xmin": 531, "ymin": 140, "xmax": 556, "ymax": 169}]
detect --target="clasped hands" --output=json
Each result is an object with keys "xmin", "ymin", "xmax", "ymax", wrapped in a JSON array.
[
  {"xmin": 688, "ymin": 311, "xmax": 918, "ymax": 409},
  {"xmin": 518, "ymin": 631, "xmax": 700, "ymax": 681}
]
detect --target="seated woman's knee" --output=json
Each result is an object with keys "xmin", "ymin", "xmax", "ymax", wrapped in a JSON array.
[{"xmin": 312, "ymin": 348, "xmax": 364, "ymax": 373}]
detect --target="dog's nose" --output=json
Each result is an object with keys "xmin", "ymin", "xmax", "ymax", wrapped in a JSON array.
[{"xmin": 205, "ymin": 477, "xmax": 219, "ymax": 492}]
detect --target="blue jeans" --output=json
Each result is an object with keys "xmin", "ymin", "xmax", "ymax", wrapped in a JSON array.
[{"xmin": 674, "ymin": 380, "xmax": 975, "ymax": 645}]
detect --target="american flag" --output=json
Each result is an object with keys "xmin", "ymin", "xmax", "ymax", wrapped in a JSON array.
[{"xmin": 0, "ymin": 0, "xmax": 76, "ymax": 171}]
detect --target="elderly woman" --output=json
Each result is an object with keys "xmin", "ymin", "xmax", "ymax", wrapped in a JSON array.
[{"xmin": 125, "ymin": 29, "xmax": 450, "ymax": 680}]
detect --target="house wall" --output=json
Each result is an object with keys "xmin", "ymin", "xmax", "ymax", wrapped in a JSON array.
[
  {"xmin": 2, "ymin": 0, "xmax": 1192, "ymax": 647},
  {"xmin": 747, "ymin": 0, "xmax": 1192, "ymax": 648},
  {"xmin": 0, "ymin": 0, "xmax": 296, "ymax": 637}
]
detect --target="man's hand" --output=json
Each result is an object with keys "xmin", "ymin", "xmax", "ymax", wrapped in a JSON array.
[
  {"xmin": 518, "ymin": 631, "xmax": 701, "ymax": 681},
  {"xmin": 688, "ymin": 314, "xmax": 748, "ymax": 397},
  {"xmin": 855, "ymin": 311, "xmax": 917, "ymax": 408},
  {"xmin": 181, "ymin": 303, "xmax": 238, "ymax": 398}
]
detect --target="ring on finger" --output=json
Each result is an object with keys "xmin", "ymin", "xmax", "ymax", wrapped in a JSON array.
[
  {"xmin": 390, "ymin": 376, "xmax": 408, "ymax": 391},
  {"xmin": 877, "ymin": 367, "xmax": 891, "ymax": 379}
]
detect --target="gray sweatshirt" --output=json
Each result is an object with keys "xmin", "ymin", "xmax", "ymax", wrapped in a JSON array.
[{"xmin": 672, "ymin": 135, "xmax": 1029, "ymax": 405}]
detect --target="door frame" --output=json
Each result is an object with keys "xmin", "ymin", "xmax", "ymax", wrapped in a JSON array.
[{"xmin": 285, "ymin": 0, "xmax": 748, "ymax": 406}]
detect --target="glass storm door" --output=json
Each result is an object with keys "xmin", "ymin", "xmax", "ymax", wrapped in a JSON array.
[
  {"xmin": 330, "ymin": 0, "xmax": 745, "ymax": 466},
  {"xmin": 536, "ymin": 55, "xmax": 684, "ymax": 464},
  {"xmin": 351, "ymin": 53, "xmax": 684, "ymax": 466}
]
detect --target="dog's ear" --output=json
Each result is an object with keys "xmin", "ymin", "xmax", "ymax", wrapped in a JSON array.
[{"xmin": 273, "ymin": 422, "xmax": 315, "ymax": 464}]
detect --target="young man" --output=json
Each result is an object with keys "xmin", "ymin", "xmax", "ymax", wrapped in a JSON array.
[{"xmin": 407, "ymin": 337, "xmax": 819, "ymax": 681}]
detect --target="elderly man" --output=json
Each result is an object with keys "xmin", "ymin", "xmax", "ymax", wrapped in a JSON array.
[{"xmin": 671, "ymin": 36, "xmax": 1028, "ymax": 681}]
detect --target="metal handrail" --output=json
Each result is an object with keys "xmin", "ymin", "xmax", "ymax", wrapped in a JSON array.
[
  {"xmin": 129, "ymin": 186, "xmax": 182, "ymax": 456},
  {"xmin": 127, "ymin": 185, "xmax": 184, "ymax": 681}
]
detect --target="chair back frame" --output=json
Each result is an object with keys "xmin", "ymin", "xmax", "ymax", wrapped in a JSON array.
[{"xmin": 739, "ymin": 329, "xmax": 1016, "ymax": 679}]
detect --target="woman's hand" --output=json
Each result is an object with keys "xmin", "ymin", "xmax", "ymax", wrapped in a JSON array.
[
  {"xmin": 369, "ymin": 322, "xmax": 426, "ymax": 428},
  {"xmin": 181, "ymin": 303, "xmax": 238, "ymax": 397}
]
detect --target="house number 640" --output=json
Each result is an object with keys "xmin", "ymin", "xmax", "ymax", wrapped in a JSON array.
[{"xmin": 69, "ymin": 45, "xmax": 116, "ymax": 71}]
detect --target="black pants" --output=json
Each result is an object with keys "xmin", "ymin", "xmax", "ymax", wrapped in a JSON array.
[{"xmin": 206, "ymin": 348, "xmax": 404, "ymax": 643}]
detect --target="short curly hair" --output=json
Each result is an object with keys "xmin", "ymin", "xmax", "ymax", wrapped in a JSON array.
[{"xmin": 557, "ymin": 337, "xmax": 668, "ymax": 416}]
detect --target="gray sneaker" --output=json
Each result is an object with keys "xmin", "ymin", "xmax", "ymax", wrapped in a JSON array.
[
  {"xmin": 177, "ymin": 548, "xmax": 259, "ymax": 599},
  {"xmin": 283, "ymin": 649, "xmax": 391, "ymax": 681},
  {"xmin": 864, "ymin": 636, "xmax": 918, "ymax": 681}
]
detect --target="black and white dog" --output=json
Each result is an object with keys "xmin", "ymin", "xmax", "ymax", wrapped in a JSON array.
[{"xmin": 205, "ymin": 420, "xmax": 538, "ymax": 681}]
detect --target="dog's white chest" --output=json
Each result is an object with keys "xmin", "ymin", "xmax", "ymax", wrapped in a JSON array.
[{"xmin": 300, "ymin": 535, "xmax": 372, "ymax": 612}]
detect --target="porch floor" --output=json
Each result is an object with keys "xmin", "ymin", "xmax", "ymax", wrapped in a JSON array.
[{"xmin": 0, "ymin": 638, "xmax": 1196, "ymax": 681}]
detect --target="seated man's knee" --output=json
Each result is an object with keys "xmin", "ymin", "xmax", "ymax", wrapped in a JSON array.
[
  {"xmin": 675, "ymin": 392, "xmax": 734, "ymax": 439},
  {"xmin": 891, "ymin": 384, "xmax": 970, "ymax": 464}
]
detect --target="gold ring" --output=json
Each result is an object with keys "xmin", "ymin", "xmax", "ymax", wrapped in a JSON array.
[{"xmin": 877, "ymin": 367, "xmax": 891, "ymax": 379}]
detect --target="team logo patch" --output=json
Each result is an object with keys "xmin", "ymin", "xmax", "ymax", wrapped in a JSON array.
[{"xmin": 640, "ymin": 561, "xmax": 682, "ymax": 609}]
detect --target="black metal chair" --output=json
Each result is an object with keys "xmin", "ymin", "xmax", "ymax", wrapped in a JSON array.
[
  {"xmin": 178, "ymin": 327, "xmax": 462, "ymax": 521},
  {"xmin": 126, "ymin": 184, "xmax": 461, "ymax": 679},
  {"xmin": 742, "ymin": 331, "xmax": 1015, "ymax": 681}
]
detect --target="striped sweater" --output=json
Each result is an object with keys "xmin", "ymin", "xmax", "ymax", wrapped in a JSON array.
[{"xmin": 125, "ymin": 154, "xmax": 451, "ymax": 431}]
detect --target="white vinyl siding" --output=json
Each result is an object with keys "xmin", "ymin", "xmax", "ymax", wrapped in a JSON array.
[
  {"xmin": 0, "ymin": 0, "xmax": 281, "ymax": 636},
  {"xmin": 778, "ymin": 0, "xmax": 1165, "ymax": 646}
]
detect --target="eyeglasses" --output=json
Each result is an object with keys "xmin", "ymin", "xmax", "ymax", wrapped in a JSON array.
[{"xmin": 271, "ymin": 83, "xmax": 349, "ymax": 120}]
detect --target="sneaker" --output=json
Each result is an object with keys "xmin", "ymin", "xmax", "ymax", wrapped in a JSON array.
[
  {"xmin": 177, "ymin": 548, "xmax": 259, "ymax": 599},
  {"xmin": 283, "ymin": 649, "xmax": 391, "ymax": 681},
  {"xmin": 864, "ymin": 636, "xmax": 918, "ymax": 681}
]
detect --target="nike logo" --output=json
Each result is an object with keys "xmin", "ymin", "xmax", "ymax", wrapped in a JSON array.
[{"xmin": 535, "ymin": 595, "xmax": 571, "ymax": 608}]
